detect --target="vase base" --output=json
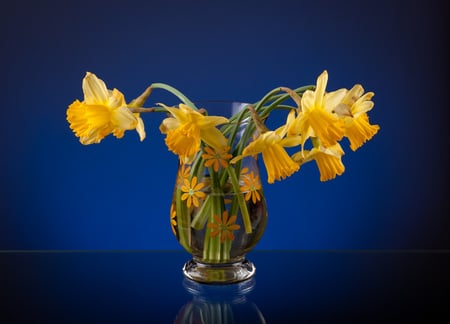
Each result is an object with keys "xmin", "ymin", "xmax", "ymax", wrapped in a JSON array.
[{"xmin": 182, "ymin": 258, "xmax": 255, "ymax": 284}]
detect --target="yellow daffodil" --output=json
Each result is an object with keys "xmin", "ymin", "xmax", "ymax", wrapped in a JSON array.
[
  {"xmin": 180, "ymin": 176, "xmax": 206, "ymax": 208},
  {"xmin": 336, "ymin": 85, "xmax": 380, "ymax": 151},
  {"xmin": 66, "ymin": 72, "xmax": 144, "ymax": 144},
  {"xmin": 202, "ymin": 146, "xmax": 232, "ymax": 172},
  {"xmin": 232, "ymin": 127, "xmax": 301, "ymax": 184},
  {"xmin": 207, "ymin": 210, "xmax": 240, "ymax": 243},
  {"xmin": 159, "ymin": 104, "xmax": 229, "ymax": 160},
  {"xmin": 292, "ymin": 143, "xmax": 345, "ymax": 181},
  {"xmin": 290, "ymin": 71, "xmax": 346, "ymax": 147}
]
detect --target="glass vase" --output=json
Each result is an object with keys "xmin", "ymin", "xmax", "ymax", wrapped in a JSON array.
[{"xmin": 170, "ymin": 102, "xmax": 268, "ymax": 284}]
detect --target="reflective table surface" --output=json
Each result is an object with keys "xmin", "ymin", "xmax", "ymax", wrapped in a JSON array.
[{"xmin": 1, "ymin": 251, "xmax": 449, "ymax": 322}]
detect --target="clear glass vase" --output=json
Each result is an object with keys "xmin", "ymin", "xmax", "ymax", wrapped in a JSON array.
[{"xmin": 170, "ymin": 102, "xmax": 268, "ymax": 284}]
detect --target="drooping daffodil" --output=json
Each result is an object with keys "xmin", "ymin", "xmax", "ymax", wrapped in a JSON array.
[
  {"xmin": 335, "ymin": 84, "xmax": 380, "ymax": 151},
  {"xmin": 231, "ymin": 122, "xmax": 302, "ymax": 184},
  {"xmin": 66, "ymin": 72, "xmax": 145, "ymax": 144},
  {"xmin": 159, "ymin": 104, "xmax": 229, "ymax": 160},
  {"xmin": 288, "ymin": 70, "xmax": 347, "ymax": 148},
  {"xmin": 292, "ymin": 143, "xmax": 345, "ymax": 181}
]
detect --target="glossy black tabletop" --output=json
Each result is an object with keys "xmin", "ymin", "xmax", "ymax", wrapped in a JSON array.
[{"xmin": 1, "ymin": 250, "xmax": 449, "ymax": 322}]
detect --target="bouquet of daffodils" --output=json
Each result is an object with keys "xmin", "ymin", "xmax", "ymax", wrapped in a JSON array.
[{"xmin": 67, "ymin": 71, "xmax": 379, "ymax": 263}]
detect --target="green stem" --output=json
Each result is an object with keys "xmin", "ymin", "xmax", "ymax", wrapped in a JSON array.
[
  {"xmin": 259, "ymin": 85, "xmax": 315, "ymax": 118},
  {"xmin": 150, "ymin": 83, "xmax": 197, "ymax": 109},
  {"xmin": 252, "ymin": 87, "xmax": 284, "ymax": 112},
  {"xmin": 208, "ymin": 192, "xmax": 223, "ymax": 262},
  {"xmin": 175, "ymin": 188, "xmax": 192, "ymax": 253},
  {"xmin": 128, "ymin": 107, "xmax": 169, "ymax": 113},
  {"xmin": 191, "ymin": 194, "xmax": 212, "ymax": 230},
  {"xmin": 226, "ymin": 166, "xmax": 252, "ymax": 234},
  {"xmin": 202, "ymin": 226, "xmax": 211, "ymax": 260},
  {"xmin": 222, "ymin": 105, "xmax": 251, "ymax": 145},
  {"xmin": 190, "ymin": 153, "xmax": 206, "ymax": 182},
  {"xmin": 221, "ymin": 237, "xmax": 231, "ymax": 261}
]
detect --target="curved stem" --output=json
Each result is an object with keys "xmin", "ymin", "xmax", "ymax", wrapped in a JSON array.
[
  {"xmin": 150, "ymin": 83, "xmax": 197, "ymax": 109},
  {"xmin": 128, "ymin": 107, "xmax": 168, "ymax": 113}
]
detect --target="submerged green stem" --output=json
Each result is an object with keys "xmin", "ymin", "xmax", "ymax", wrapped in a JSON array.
[
  {"xmin": 191, "ymin": 194, "xmax": 212, "ymax": 230},
  {"xmin": 227, "ymin": 166, "xmax": 252, "ymax": 234},
  {"xmin": 175, "ymin": 188, "xmax": 192, "ymax": 253}
]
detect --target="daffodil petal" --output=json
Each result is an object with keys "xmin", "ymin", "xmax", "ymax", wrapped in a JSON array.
[
  {"xmin": 280, "ymin": 135, "xmax": 303, "ymax": 148},
  {"xmin": 200, "ymin": 127, "xmax": 228, "ymax": 150},
  {"xmin": 135, "ymin": 115, "xmax": 146, "ymax": 141},
  {"xmin": 324, "ymin": 88, "xmax": 347, "ymax": 113},
  {"xmin": 197, "ymin": 115, "xmax": 229, "ymax": 128},
  {"xmin": 301, "ymin": 90, "xmax": 315, "ymax": 112},
  {"xmin": 108, "ymin": 88, "xmax": 126, "ymax": 108},
  {"xmin": 111, "ymin": 106, "xmax": 137, "ymax": 130},
  {"xmin": 82, "ymin": 72, "xmax": 109, "ymax": 105},
  {"xmin": 314, "ymin": 70, "xmax": 328, "ymax": 107}
]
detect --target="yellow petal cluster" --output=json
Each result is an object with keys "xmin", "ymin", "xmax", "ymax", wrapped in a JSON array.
[
  {"xmin": 232, "ymin": 131, "xmax": 300, "ymax": 184},
  {"xmin": 281, "ymin": 70, "xmax": 379, "ymax": 181},
  {"xmin": 288, "ymin": 71, "xmax": 346, "ymax": 147},
  {"xmin": 66, "ymin": 70, "xmax": 379, "ymax": 186},
  {"xmin": 66, "ymin": 72, "xmax": 144, "ymax": 145},
  {"xmin": 159, "ymin": 104, "xmax": 229, "ymax": 160},
  {"xmin": 339, "ymin": 85, "xmax": 380, "ymax": 151},
  {"xmin": 293, "ymin": 144, "xmax": 345, "ymax": 181}
]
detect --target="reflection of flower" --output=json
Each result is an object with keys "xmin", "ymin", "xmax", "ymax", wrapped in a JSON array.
[
  {"xmin": 66, "ymin": 72, "xmax": 144, "ymax": 144},
  {"xmin": 240, "ymin": 168, "xmax": 262, "ymax": 203},
  {"xmin": 208, "ymin": 211, "xmax": 241, "ymax": 243},
  {"xmin": 181, "ymin": 176, "xmax": 206, "ymax": 208}
]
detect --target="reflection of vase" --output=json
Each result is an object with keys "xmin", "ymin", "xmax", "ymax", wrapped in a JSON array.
[
  {"xmin": 170, "ymin": 102, "xmax": 268, "ymax": 284},
  {"xmin": 174, "ymin": 277, "xmax": 265, "ymax": 323}
]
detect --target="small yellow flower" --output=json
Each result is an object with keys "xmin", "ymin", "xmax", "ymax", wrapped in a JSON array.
[
  {"xmin": 180, "ymin": 176, "xmax": 206, "ymax": 208},
  {"xmin": 293, "ymin": 143, "xmax": 345, "ymax": 181},
  {"xmin": 159, "ymin": 104, "xmax": 229, "ymax": 160},
  {"xmin": 170, "ymin": 203, "xmax": 177, "ymax": 235},
  {"xmin": 66, "ymin": 72, "xmax": 144, "ymax": 144},
  {"xmin": 207, "ymin": 210, "xmax": 241, "ymax": 243},
  {"xmin": 202, "ymin": 146, "xmax": 233, "ymax": 172},
  {"xmin": 240, "ymin": 169, "xmax": 262, "ymax": 203}
]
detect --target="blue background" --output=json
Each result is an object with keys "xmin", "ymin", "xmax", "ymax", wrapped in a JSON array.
[{"xmin": 1, "ymin": 0, "xmax": 448, "ymax": 250}]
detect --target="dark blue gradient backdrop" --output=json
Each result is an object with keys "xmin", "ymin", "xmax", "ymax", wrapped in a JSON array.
[{"xmin": 1, "ymin": 0, "xmax": 448, "ymax": 250}]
